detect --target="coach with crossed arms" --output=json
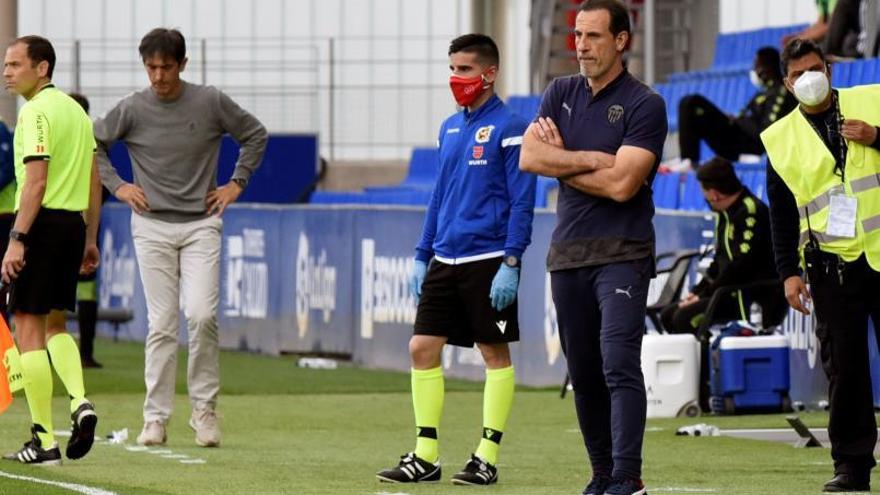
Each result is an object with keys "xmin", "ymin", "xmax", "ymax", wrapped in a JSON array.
[{"xmin": 520, "ymin": 1, "xmax": 667, "ymax": 494}]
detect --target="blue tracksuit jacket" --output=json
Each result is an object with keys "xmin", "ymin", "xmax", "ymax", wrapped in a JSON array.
[{"xmin": 415, "ymin": 95, "xmax": 536, "ymax": 264}]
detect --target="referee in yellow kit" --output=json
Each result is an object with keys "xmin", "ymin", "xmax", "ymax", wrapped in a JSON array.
[{"xmin": 2, "ymin": 35, "xmax": 102, "ymax": 465}]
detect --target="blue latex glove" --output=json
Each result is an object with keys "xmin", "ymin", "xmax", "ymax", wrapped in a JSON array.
[
  {"xmin": 410, "ymin": 259, "xmax": 428, "ymax": 300},
  {"xmin": 489, "ymin": 264, "xmax": 520, "ymax": 311}
]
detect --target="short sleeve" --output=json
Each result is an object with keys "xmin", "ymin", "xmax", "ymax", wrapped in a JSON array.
[
  {"xmin": 537, "ymin": 79, "xmax": 560, "ymax": 122},
  {"xmin": 621, "ymin": 92, "xmax": 667, "ymax": 160},
  {"xmin": 19, "ymin": 106, "xmax": 51, "ymax": 163}
]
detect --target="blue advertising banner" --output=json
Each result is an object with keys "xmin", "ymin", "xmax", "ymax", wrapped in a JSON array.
[
  {"xmin": 514, "ymin": 211, "xmax": 566, "ymax": 387},
  {"xmin": 107, "ymin": 133, "xmax": 318, "ymax": 204},
  {"xmin": 95, "ymin": 202, "xmax": 874, "ymax": 405},
  {"xmin": 218, "ymin": 206, "xmax": 284, "ymax": 354},
  {"xmin": 98, "ymin": 206, "xmax": 147, "ymax": 342},
  {"xmin": 351, "ymin": 208, "xmax": 425, "ymax": 375},
  {"xmin": 278, "ymin": 207, "xmax": 358, "ymax": 355}
]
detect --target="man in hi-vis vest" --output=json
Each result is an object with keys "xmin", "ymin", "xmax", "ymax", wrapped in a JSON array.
[{"xmin": 763, "ymin": 38, "xmax": 880, "ymax": 493}]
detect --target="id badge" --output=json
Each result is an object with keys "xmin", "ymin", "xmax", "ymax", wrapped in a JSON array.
[{"xmin": 827, "ymin": 188, "xmax": 857, "ymax": 238}]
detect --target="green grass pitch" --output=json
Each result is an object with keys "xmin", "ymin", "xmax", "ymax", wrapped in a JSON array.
[{"xmin": 0, "ymin": 339, "xmax": 849, "ymax": 494}]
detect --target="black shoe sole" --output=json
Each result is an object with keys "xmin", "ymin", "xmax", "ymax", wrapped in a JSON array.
[
  {"xmin": 66, "ymin": 413, "xmax": 97, "ymax": 460},
  {"xmin": 376, "ymin": 474, "xmax": 440, "ymax": 484},
  {"xmin": 451, "ymin": 478, "xmax": 497, "ymax": 486}
]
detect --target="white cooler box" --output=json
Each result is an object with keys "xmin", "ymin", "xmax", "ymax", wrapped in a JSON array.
[{"xmin": 641, "ymin": 334, "xmax": 701, "ymax": 418}]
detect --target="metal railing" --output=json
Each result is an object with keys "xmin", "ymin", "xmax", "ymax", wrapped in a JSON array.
[{"xmin": 48, "ymin": 36, "xmax": 458, "ymax": 160}]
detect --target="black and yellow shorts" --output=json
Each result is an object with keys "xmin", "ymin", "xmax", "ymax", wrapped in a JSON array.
[
  {"xmin": 9, "ymin": 208, "xmax": 86, "ymax": 315},
  {"xmin": 414, "ymin": 257, "xmax": 520, "ymax": 348}
]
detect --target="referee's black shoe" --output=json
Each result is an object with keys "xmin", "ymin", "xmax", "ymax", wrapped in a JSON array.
[
  {"xmin": 2, "ymin": 426, "xmax": 62, "ymax": 465},
  {"xmin": 450, "ymin": 454, "xmax": 498, "ymax": 485},
  {"xmin": 823, "ymin": 473, "xmax": 870, "ymax": 492},
  {"xmin": 66, "ymin": 401, "xmax": 97, "ymax": 460},
  {"xmin": 376, "ymin": 452, "xmax": 441, "ymax": 483}
]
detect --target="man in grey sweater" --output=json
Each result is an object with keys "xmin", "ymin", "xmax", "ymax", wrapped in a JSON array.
[{"xmin": 94, "ymin": 28, "xmax": 268, "ymax": 448}]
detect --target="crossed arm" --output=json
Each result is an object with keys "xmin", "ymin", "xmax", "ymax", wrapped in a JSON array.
[{"xmin": 519, "ymin": 117, "xmax": 656, "ymax": 202}]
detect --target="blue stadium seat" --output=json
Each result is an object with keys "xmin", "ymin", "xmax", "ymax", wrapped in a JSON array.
[
  {"xmin": 365, "ymin": 189, "xmax": 433, "ymax": 206},
  {"xmin": 680, "ymin": 172, "xmax": 710, "ymax": 211},
  {"xmin": 832, "ymin": 61, "xmax": 852, "ymax": 88},
  {"xmin": 710, "ymin": 24, "xmax": 807, "ymax": 71},
  {"xmin": 849, "ymin": 60, "xmax": 865, "ymax": 86},
  {"xmin": 507, "ymin": 95, "xmax": 542, "ymax": 121},
  {"xmin": 863, "ymin": 59, "xmax": 879, "ymax": 84},
  {"xmin": 733, "ymin": 163, "xmax": 768, "ymax": 203},
  {"xmin": 652, "ymin": 172, "xmax": 680, "ymax": 209},
  {"xmin": 402, "ymin": 147, "xmax": 439, "ymax": 188},
  {"xmin": 847, "ymin": 58, "xmax": 880, "ymax": 86},
  {"xmin": 364, "ymin": 147, "xmax": 439, "ymax": 194},
  {"xmin": 661, "ymin": 69, "xmax": 751, "ymax": 132},
  {"xmin": 730, "ymin": 75, "xmax": 753, "ymax": 110}
]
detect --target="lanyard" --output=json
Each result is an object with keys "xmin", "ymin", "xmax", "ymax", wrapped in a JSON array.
[{"xmin": 803, "ymin": 92, "xmax": 847, "ymax": 183}]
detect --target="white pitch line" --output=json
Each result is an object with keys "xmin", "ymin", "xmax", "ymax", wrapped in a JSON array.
[
  {"xmin": 179, "ymin": 459, "xmax": 207, "ymax": 464},
  {"xmin": 719, "ymin": 428, "xmax": 813, "ymax": 434},
  {"xmin": 0, "ymin": 469, "xmax": 118, "ymax": 495},
  {"xmin": 161, "ymin": 454, "xmax": 190, "ymax": 459},
  {"xmin": 652, "ymin": 488, "xmax": 718, "ymax": 493},
  {"xmin": 373, "ymin": 492, "xmax": 411, "ymax": 495},
  {"xmin": 124, "ymin": 446, "xmax": 149, "ymax": 452},
  {"xmin": 147, "ymin": 449, "xmax": 173, "ymax": 455}
]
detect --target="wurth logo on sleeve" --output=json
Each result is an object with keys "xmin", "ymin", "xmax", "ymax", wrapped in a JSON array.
[{"xmin": 34, "ymin": 114, "xmax": 45, "ymax": 149}]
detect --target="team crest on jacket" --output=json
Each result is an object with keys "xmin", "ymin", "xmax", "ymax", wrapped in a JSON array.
[
  {"xmin": 607, "ymin": 104, "xmax": 624, "ymax": 124},
  {"xmin": 475, "ymin": 125, "xmax": 495, "ymax": 143},
  {"xmin": 472, "ymin": 145, "xmax": 484, "ymax": 159}
]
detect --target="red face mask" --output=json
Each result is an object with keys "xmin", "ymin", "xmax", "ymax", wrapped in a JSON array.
[{"xmin": 449, "ymin": 74, "xmax": 489, "ymax": 107}]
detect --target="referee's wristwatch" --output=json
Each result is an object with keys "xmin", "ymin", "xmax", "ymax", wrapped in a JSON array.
[
  {"xmin": 504, "ymin": 255, "xmax": 520, "ymax": 268},
  {"xmin": 9, "ymin": 230, "xmax": 28, "ymax": 246}
]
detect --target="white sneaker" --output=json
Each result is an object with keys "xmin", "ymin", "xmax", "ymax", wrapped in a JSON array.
[
  {"xmin": 660, "ymin": 157, "xmax": 693, "ymax": 173},
  {"xmin": 189, "ymin": 409, "xmax": 220, "ymax": 447},
  {"xmin": 137, "ymin": 421, "xmax": 167, "ymax": 446}
]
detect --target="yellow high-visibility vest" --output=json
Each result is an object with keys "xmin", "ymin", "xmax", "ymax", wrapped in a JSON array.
[{"xmin": 761, "ymin": 84, "xmax": 880, "ymax": 271}]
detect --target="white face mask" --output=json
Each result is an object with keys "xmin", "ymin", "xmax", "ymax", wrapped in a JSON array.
[
  {"xmin": 749, "ymin": 70, "xmax": 764, "ymax": 90},
  {"xmin": 792, "ymin": 70, "xmax": 830, "ymax": 107}
]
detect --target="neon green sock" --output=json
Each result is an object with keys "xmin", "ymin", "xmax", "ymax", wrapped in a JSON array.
[
  {"xmin": 76, "ymin": 280, "xmax": 97, "ymax": 302},
  {"xmin": 47, "ymin": 333, "xmax": 87, "ymax": 413},
  {"xmin": 411, "ymin": 366, "xmax": 444, "ymax": 463},
  {"xmin": 475, "ymin": 365, "xmax": 515, "ymax": 465},
  {"xmin": 20, "ymin": 350, "xmax": 55, "ymax": 446}
]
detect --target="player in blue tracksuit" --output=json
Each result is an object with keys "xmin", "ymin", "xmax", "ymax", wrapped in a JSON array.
[{"xmin": 376, "ymin": 34, "xmax": 536, "ymax": 486}]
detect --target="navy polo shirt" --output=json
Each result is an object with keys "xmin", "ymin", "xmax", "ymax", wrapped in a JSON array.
[{"xmin": 537, "ymin": 71, "xmax": 667, "ymax": 271}]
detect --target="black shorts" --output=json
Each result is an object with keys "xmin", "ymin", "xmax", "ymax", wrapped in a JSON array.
[
  {"xmin": 9, "ymin": 208, "xmax": 86, "ymax": 315},
  {"xmin": 414, "ymin": 257, "xmax": 520, "ymax": 347}
]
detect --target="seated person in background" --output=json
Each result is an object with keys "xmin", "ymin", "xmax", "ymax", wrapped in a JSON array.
[
  {"xmin": 782, "ymin": 0, "xmax": 836, "ymax": 47},
  {"xmin": 669, "ymin": 47, "xmax": 797, "ymax": 171},
  {"xmin": 825, "ymin": 0, "xmax": 868, "ymax": 60},
  {"xmin": 660, "ymin": 158, "xmax": 778, "ymax": 334}
]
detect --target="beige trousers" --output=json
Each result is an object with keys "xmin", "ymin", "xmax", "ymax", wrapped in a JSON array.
[{"xmin": 131, "ymin": 213, "xmax": 222, "ymax": 423}]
